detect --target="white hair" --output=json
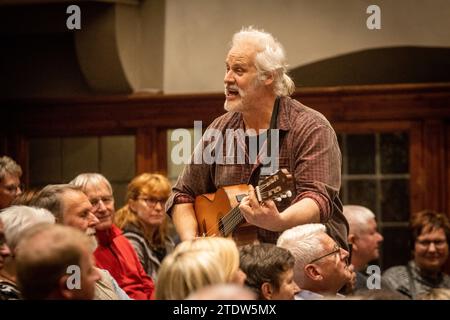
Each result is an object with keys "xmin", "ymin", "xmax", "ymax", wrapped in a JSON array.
[
  {"xmin": 0, "ymin": 205, "xmax": 55, "ymax": 251},
  {"xmin": 277, "ymin": 224, "xmax": 327, "ymax": 286},
  {"xmin": 343, "ymin": 205, "xmax": 376, "ymax": 235},
  {"xmin": 70, "ymin": 173, "xmax": 113, "ymax": 194},
  {"xmin": 231, "ymin": 26, "xmax": 295, "ymax": 96}
]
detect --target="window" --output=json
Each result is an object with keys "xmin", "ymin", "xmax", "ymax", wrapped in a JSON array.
[
  {"xmin": 339, "ymin": 132, "xmax": 410, "ymax": 269},
  {"xmin": 29, "ymin": 135, "xmax": 135, "ymax": 209}
]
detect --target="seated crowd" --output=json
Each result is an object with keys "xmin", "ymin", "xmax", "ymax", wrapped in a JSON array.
[{"xmin": 1, "ymin": 155, "xmax": 450, "ymax": 300}]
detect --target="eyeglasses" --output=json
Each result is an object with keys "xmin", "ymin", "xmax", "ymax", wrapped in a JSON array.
[
  {"xmin": 137, "ymin": 197, "xmax": 167, "ymax": 208},
  {"xmin": 309, "ymin": 243, "xmax": 342, "ymax": 264},
  {"xmin": 89, "ymin": 196, "xmax": 114, "ymax": 208},
  {"xmin": 416, "ymin": 239, "xmax": 447, "ymax": 248}
]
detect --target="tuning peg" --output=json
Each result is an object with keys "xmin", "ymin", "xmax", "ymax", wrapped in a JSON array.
[
  {"xmin": 275, "ymin": 197, "xmax": 282, "ymax": 202},
  {"xmin": 281, "ymin": 194, "xmax": 287, "ymax": 198},
  {"xmin": 286, "ymin": 191, "xmax": 292, "ymax": 197}
]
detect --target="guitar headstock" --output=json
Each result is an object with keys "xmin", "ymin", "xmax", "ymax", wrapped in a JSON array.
[{"xmin": 256, "ymin": 169, "xmax": 294, "ymax": 202}]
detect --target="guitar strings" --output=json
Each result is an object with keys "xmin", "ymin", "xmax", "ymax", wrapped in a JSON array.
[{"xmin": 203, "ymin": 177, "xmax": 288, "ymax": 236}]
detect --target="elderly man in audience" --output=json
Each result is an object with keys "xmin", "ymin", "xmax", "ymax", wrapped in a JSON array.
[
  {"xmin": 383, "ymin": 210, "xmax": 450, "ymax": 299},
  {"xmin": 16, "ymin": 224, "xmax": 101, "ymax": 300},
  {"xmin": 30, "ymin": 184, "xmax": 130, "ymax": 300},
  {"xmin": 0, "ymin": 156, "xmax": 23, "ymax": 210},
  {"xmin": 277, "ymin": 224, "xmax": 354, "ymax": 299},
  {"xmin": 343, "ymin": 205, "xmax": 387, "ymax": 292},
  {"xmin": 0, "ymin": 205, "xmax": 55, "ymax": 300},
  {"xmin": 239, "ymin": 243, "xmax": 299, "ymax": 300},
  {"xmin": 70, "ymin": 173, "xmax": 155, "ymax": 300}
]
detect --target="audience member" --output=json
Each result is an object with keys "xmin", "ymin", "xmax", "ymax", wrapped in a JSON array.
[
  {"xmin": 383, "ymin": 210, "xmax": 450, "ymax": 299},
  {"xmin": 187, "ymin": 283, "xmax": 257, "ymax": 300},
  {"xmin": 31, "ymin": 184, "xmax": 130, "ymax": 300},
  {"xmin": 70, "ymin": 173, "xmax": 154, "ymax": 300},
  {"xmin": 277, "ymin": 224, "xmax": 353, "ymax": 299},
  {"xmin": 0, "ymin": 206, "xmax": 55, "ymax": 300},
  {"xmin": 15, "ymin": 224, "xmax": 101, "ymax": 300},
  {"xmin": 155, "ymin": 249, "xmax": 226, "ymax": 300},
  {"xmin": 239, "ymin": 243, "xmax": 299, "ymax": 300},
  {"xmin": 343, "ymin": 205, "xmax": 387, "ymax": 292},
  {"xmin": 115, "ymin": 173, "xmax": 176, "ymax": 280},
  {"xmin": 0, "ymin": 156, "xmax": 22, "ymax": 210},
  {"xmin": 176, "ymin": 237, "xmax": 246, "ymax": 284}
]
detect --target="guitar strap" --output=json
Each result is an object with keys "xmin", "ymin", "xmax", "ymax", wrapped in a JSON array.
[{"xmin": 248, "ymin": 96, "xmax": 280, "ymax": 187}]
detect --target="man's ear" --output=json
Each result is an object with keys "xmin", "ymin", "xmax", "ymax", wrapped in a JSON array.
[
  {"xmin": 59, "ymin": 275, "xmax": 75, "ymax": 300},
  {"xmin": 261, "ymin": 282, "xmax": 273, "ymax": 300},
  {"xmin": 348, "ymin": 234, "xmax": 358, "ymax": 251},
  {"xmin": 304, "ymin": 264, "xmax": 322, "ymax": 281},
  {"xmin": 262, "ymin": 72, "xmax": 274, "ymax": 86}
]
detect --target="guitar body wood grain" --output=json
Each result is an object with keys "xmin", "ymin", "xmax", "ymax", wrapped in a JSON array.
[{"xmin": 194, "ymin": 184, "xmax": 258, "ymax": 245}]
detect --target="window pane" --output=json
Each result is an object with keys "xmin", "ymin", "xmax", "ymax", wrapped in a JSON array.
[
  {"xmin": 167, "ymin": 128, "xmax": 195, "ymax": 184},
  {"xmin": 62, "ymin": 137, "xmax": 99, "ymax": 182},
  {"xmin": 347, "ymin": 180, "xmax": 377, "ymax": 212},
  {"xmin": 100, "ymin": 136, "xmax": 135, "ymax": 182},
  {"xmin": 380, "ymin": 133, "xmax": 409, "ymax": 174},
  {"xmin": 347, "ymin": 134, "xmax": 375, "ymax": 174},
  {"xmin": 381, "ymin": 179, "xmax": 410, "ymax": 222}
]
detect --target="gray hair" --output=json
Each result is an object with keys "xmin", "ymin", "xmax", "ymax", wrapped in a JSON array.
[
  {"xmin": 231, "ymin": 26, "xmax": 295, "ymax": 97},
  {"xmin": 343, "ymin": 205, "xmax": 376, "ymax": 235},
  {"xmin": 0, "ymin": 156, "xmax": 22, "ymax": 182},
  {"xmin": 70, "ymin": 173, "xmax": 113, "ymax": 194},
  {"xmin": 277, "ymin": 224, "xmax": 326, "ymax": 286},
  {"xmin": 29, "ymin": 184, "xmax": 82, "ymax": 221},
  {"xmin": 0, "ymin": 205, "xmax": 55, "ymax": 251}
]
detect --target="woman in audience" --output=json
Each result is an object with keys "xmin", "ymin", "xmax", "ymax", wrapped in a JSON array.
[
  {"xmin": 155, "ymin": 249, "xmax": 225, "ymax": 300},
  {"xmin": 176, "ymin": 237, "xmax": 246, "ymax": 284},
  {"xmin": 115, "ymin": 173, "xmax": 176, "ymax": 280},
  {"xmin": 383, "ymin": 210, "xmax": 450, "ymax": 299}
]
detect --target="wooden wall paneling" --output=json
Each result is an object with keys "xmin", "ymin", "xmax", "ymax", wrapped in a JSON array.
[
  {"xmin": 422, "ymin": 120, "xmax": 446, "ymax": 212},
  {"xmin": 446, "ymin": 124, "xmax": 450, "ymax": 216},
  {"xmin": 157, "ymin": 128, "xmax": 168, "ymax": 175},
  {"xmin": 136, "ymin": 127, "xmax": 168, "ymax": 175},
  {"xmin": 409, "ymin": 123, "xmax": 425, "ymax": 214},
  {"xmin": 136, "ymin": 127, "xmax": 155, "ymax": 174}
]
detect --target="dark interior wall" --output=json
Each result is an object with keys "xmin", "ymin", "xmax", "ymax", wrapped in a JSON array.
[
  {"xmin": 0, "ymin": 3, "xmax": 92, "ymax": 98},
  {"xmin": 1, "ymin": 33, "xmax": 92, "ymax": 98},
  {"xmin": 290, "ymin": 46, "xmax": 450, "ymax": 87}
]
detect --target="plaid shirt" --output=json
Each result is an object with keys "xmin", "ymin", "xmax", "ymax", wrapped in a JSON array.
[{"xmin": 166, "ymin": 96, "xmax": 348, "ymax": 248}]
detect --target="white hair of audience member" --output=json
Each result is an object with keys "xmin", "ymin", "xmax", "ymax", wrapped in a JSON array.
[
  {"xmin": 186, "ymin": 283, "xmax": 257, "ymax": 300},
  {"xmin": 70, "ymin": 173, "xmax": 113, "ymax": 194},
  {"xmin": 277, "ymin": 223, "xmax": 327, "ymax": 285},
  {"xmin": 343, "ymin": 205, "xmax": 376, "ymax": 235},
  {"xmin": 0, "ymin": 205, "xmax": 55, "ymax": 251},
  {"xmin": 231, "ymin": 26, "xmax": 295, "ymax": 97}
]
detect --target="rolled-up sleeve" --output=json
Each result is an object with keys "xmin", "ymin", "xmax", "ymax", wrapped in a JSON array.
[{"xmin": 291, "ymin": 124, "xmax": 341, "ymax": 223}]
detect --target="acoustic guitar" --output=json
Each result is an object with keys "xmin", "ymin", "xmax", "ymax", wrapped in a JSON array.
[{"xmin": 194, "ymin": 169, "xmax": 294, "ymax": 245}]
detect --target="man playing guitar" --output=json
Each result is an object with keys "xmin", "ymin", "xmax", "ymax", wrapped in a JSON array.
[{"xmin": 166, "ymin": 27, "xmax": 348, "ymax": 249}]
